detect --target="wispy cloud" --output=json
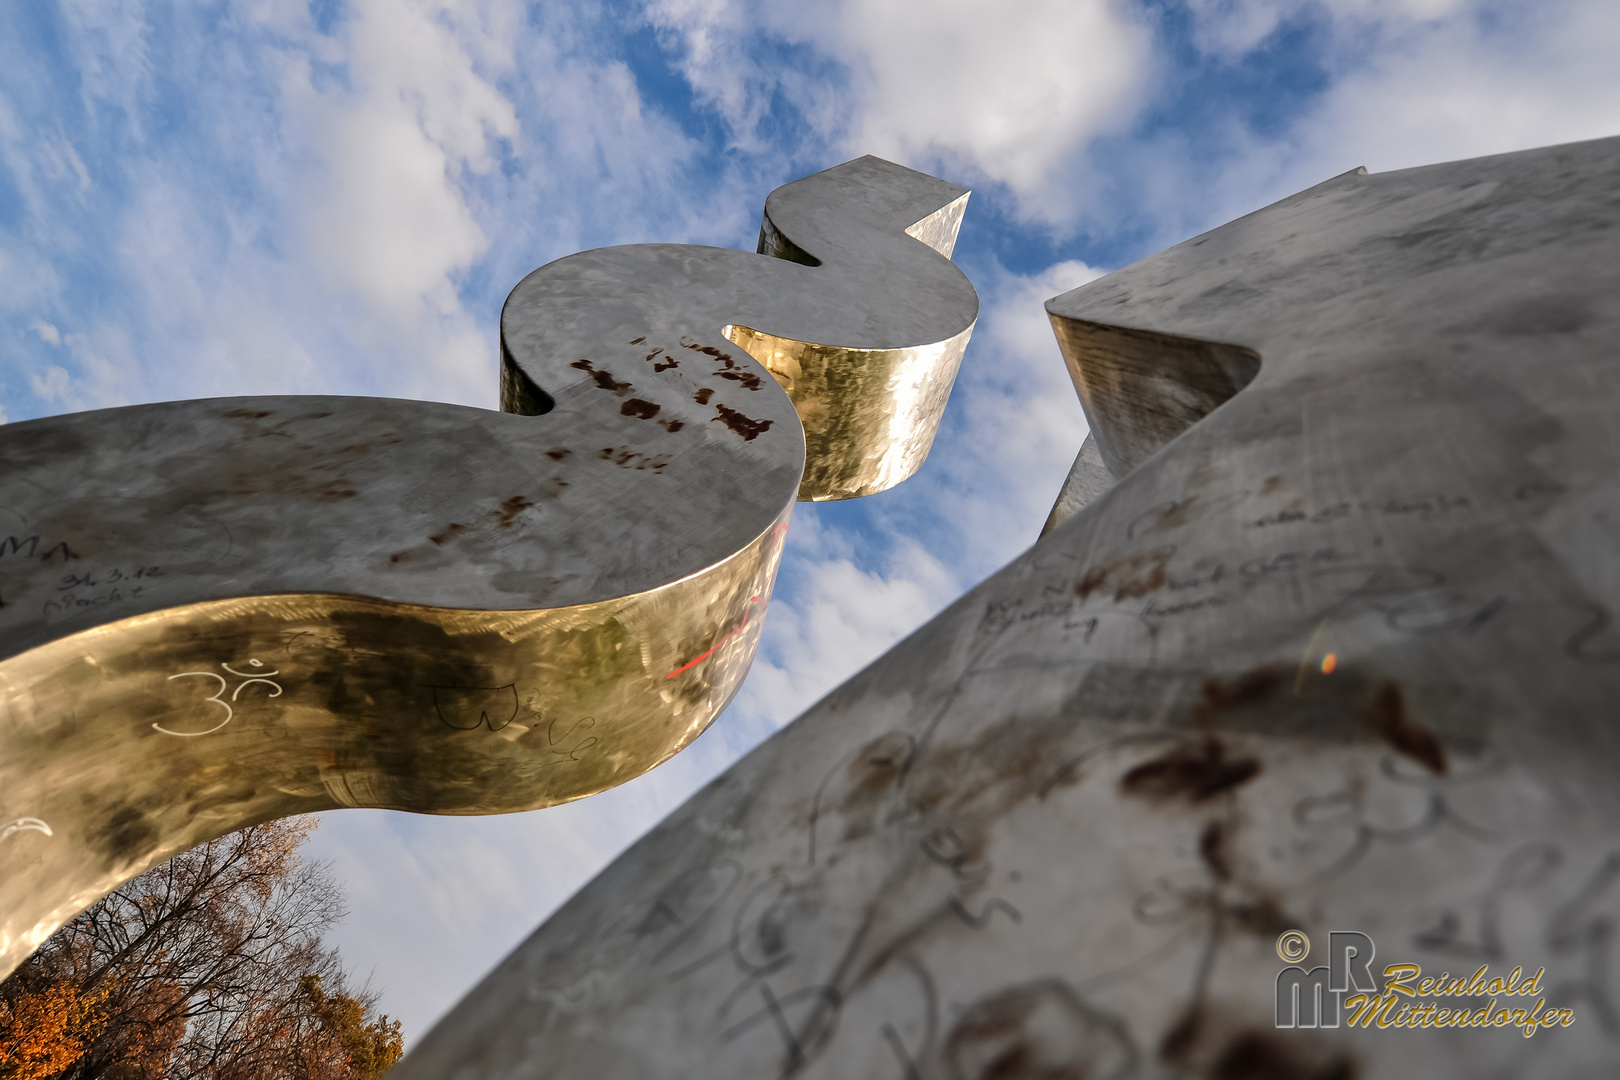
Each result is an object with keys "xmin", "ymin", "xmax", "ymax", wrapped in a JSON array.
[{"xmin": 643, "ymin": 0, "xmax": 1153, "ymax": 219}]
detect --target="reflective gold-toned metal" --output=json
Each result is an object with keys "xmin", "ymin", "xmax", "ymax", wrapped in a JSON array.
[
  {"xmin": 0, "ymin": 518, "xmax": 782, "ymax": 965},
  {"xmin": 901, "ymin": 190, "xmax": 970, "ymax": 259},
  {"xmin": 724, "ymin": 324, "xmax": 973, "ymax": 500},
  {"xmin": 738, "ymin": 181, "xmax": 974, "ymax": 501}
]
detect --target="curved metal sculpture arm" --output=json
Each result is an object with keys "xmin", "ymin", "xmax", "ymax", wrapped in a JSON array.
[{"xmin": 0, "ymin": 157, "xmax": 979, "ymax": 976}]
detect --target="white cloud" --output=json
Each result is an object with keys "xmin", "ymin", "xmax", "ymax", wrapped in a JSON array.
[
  {"xmin": 841, "ymin": 0, "xmax": 1151, "ymax": 200},
  {"xmin": 21, "ymin": 327, "xmax": 130, "ymax": 412},
  {"xmin": 644, "ymin": 0, "xmax": 1153, "ymax": 217},
  {"xmin": 38, "ymin": 132, "xmax": 91, "ymax": 195},
  {"xmin": 285, "ymin": 0, "xmax": 520, "ymax": 400},
  {"xmin": 1095, "ymin": 0, "xmax": 1620, "ymax": 264},
  {"xmin": 29, "ymin": 320, "xmax": 61, "ymax": 345},
  {"xmin": 27, "ymin": 365, "xmax": 72, "ymax": 404},
  {"xmin": 733, "ymin": 523, "xmax": 960, "ymax": 735},
  {"xmin": 1293, "ymin": 0, "xmax": 1620, "ymax": 175},
  {"xmin": 1184, "ymin": 0, "xmax": 1472, "ymax": 58}
]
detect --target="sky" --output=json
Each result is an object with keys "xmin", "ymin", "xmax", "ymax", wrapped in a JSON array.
[{"xmin": 3, "ymin": 0, "xmax": 1617, "ymax": 1042}]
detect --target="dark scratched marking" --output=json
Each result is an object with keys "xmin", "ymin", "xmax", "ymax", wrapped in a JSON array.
[
  {"xmin": 429, "ymin": 683, "xmax": 518, "ymax": 731},
  {"xmin": 429, "ymin": 523, "xmax": 468, "ymax": 545},
  {"xmin": 1565, "ymin": 603, "xmax": 1620, "ymax": 663},
  {"xmin": 494, "ymin": 496, "xmax": 534, "ymax": 527},
  {"xmin": 0, "ymin": 535, "xmax": 78, "ymax": 563},
  {"xmin": 1120, "ymin": 739, "xmax": 1261, "ymax": 804},
  {"xmin": 1366, "ymin": 681, "xmax": 1446, "ymax": 774}
]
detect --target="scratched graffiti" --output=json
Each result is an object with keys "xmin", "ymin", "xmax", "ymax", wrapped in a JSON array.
[{"xmin": 156, "ymin": 660, "xmax": 284, "ymax": 737}]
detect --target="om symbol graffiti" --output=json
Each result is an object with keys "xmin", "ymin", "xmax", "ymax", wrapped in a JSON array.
[{"xmin": 156, "ymin": 659, "xmax": 285, "ymax": 737}]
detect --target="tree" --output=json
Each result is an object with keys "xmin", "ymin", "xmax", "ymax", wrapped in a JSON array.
[
  {"xmin": 0, "ymin": 978, "xmax": 110, "ymax": 1080},
  {"xmin": 0, "ymin": 818, "xmax": 403, "ymax": 1080}
]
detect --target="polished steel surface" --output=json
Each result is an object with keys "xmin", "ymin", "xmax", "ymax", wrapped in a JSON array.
[
  {"xmin": 0, "ymin": 157, "xmax": 979, "ymax": 975},
  {"xmin": 1041, "ymin": 431, "xmax": 1113, "ymax": 535},
  {"xmin": 393, "ymin": 137, "xmax": 1620, "ymax": 1078}
]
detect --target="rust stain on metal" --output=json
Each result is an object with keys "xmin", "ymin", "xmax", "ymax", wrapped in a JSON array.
[
  {"xmin": 717, "ymin": 369, "xmax": 764, "ymax": 391},
  {"xmin": 619, "ymin": 399, "xmax": 661, "ymax": 420},
  {"xmin": 1191, "ymin": 664, "xmax": 1287, "ymax": 724},
  {"xmin": 1367, "ymin": 681, "xmax": 1446, "ymax": 773},
  {"xmin": 943, "ymin": 980, "xmax": 1125, "ymax": 1080},
  {"xmin": 1198, "ymin": 819, "xmax": 1230, "ymax": 881},
  {"xmin": 848, "ymin": 740, "xmax": 908, "ymax": 800},
  {"xmin": 1159, "ymin": 1006, "xmax": 1202, "ymax": 1064},
  {"xmin": 494, "ymin": 496, "xmax": 534, "ymax": 528},
  {"xmin": 1209, "ymin": 1031, "xmax": 1356, "ymax": 1080},
  {"xmin": 429, "ymin": 523, "xmax": 468, "ymax": 546},
  {"xmin": 1155, "ymin": 497, "xmax": 1199, "ymax": 531},
  {"xmin": 1164, "ymin": 1011, "xmax": 1353, "ymax": 1080},
  {"xmin": 712, "ymin": 404, "xmax": 773, "ymax": 441},
  {"xmin": 569, "ymin": 358, "xmax": 631, "ymax": 395},
  {"xmin": 598, "ymin": 448, "xmax": 670, "ymax": 472},
  {"xmin": 1120, "ymin": 739, "xmax": 1261, "ymax": 804},
  {"xmin": 1075, "ymin": 549, "xmax": 1173, "ymax": 601}
]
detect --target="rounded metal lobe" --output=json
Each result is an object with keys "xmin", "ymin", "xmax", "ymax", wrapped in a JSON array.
[{"xmin": 500, "ymin": 155, "xmax": 978, "ymax": 502}]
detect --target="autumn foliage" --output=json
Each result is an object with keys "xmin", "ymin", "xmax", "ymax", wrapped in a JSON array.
[{"xmin": 0, "ymin": 818, "xmax": 402, "ymax": 1080}]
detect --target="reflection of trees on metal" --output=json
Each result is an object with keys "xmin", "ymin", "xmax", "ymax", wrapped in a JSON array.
[
  {"xmin": 393, "ymin": 138, "xmax": 1620, "ymax": 1079},
  {"xmin": 0, "ymin": 157, "xmax": 978, "ymax": 978}
]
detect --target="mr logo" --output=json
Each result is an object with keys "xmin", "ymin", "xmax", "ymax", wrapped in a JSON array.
[{"xmin": 1275, "ymin": 931, "xmax": 1379, "ymax": 1028}]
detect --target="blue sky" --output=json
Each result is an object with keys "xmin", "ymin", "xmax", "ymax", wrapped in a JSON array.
[{"xmin": 3, "ymin": 0, "xmax": 1616, "ymax": 1039}]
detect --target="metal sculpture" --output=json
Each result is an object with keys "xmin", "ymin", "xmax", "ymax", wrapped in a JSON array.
[
  {"xmin": 391, "ymin": 137, "xmax": 1620, "ymax": 1077},
  {"xmin": 0, "ymin": 157, "xmax": 978, "ymax": 976}
]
